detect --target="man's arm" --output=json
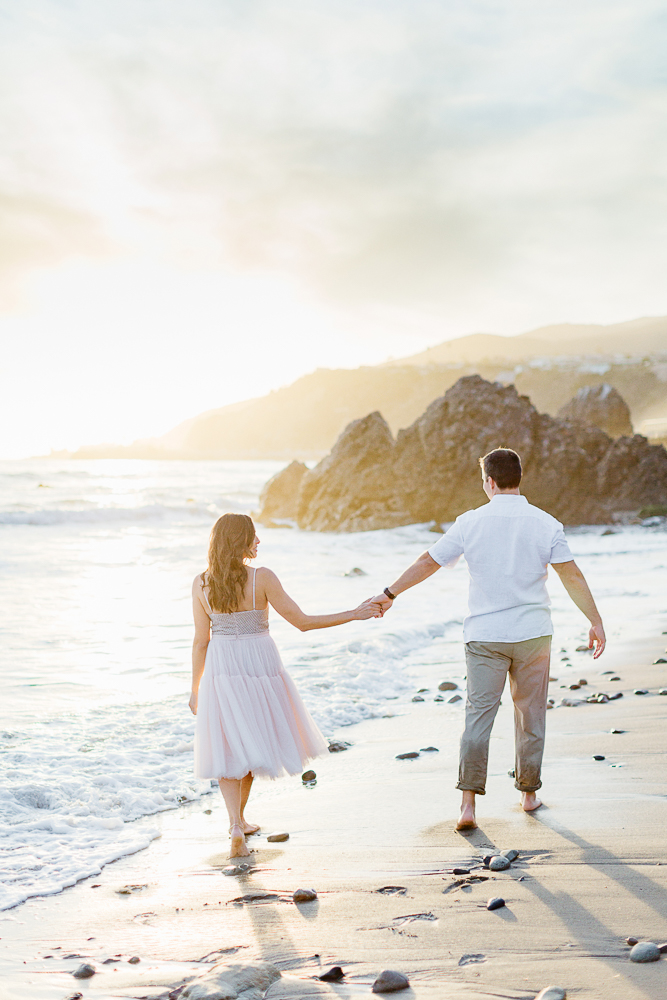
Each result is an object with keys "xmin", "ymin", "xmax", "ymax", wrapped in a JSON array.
[
  {"xmin": 373, "ymin": 551, "xmax": 441, "ymax": 613},
  {"xmin": 551, "ymin": 560, "xmax": 606, "ymax": 658}
]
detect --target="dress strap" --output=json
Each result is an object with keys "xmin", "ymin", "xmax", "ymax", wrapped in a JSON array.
[
  {"xmin": 199, "ymin": 574, "xmax": 213, "ymax": 615},
  {"xmin": 252, "ymin": 567, "xmax": 256, "ymax": 610}
]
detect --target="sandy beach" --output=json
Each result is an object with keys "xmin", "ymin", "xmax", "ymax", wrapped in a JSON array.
[{"xmin": 2, "ymin": 628, "xmax": 667, "ymax": 1000}]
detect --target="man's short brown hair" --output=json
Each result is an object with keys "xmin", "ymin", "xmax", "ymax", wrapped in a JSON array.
[{"xmin": 479, "ymin": 448, "xmax": 522, "ymax": 489}]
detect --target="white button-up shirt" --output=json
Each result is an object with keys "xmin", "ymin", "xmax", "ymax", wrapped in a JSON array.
[{"xmin": 428, "ymin": 494, "xmax": 573, "ymax": 643}]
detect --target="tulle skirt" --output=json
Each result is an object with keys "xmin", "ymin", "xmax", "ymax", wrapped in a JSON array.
[{"xmin": 194, "ymin": 632, "xmax": 329, "ymax": 780}]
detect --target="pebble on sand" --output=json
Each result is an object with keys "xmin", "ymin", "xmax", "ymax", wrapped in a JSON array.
[
  {"xmin": 593, "ymin": 755, "xmax": 606, "ymax": 760},
  {"xmin": 438, "ymin": 681, "xmax": 458, "ymax": 691},
  {"xmin": 448, "ymin": 694, "xmax": 463, "ymax": 703},
  {"xmin": 267, "ymin": 832, "xmax": 289, "ymax": 842},
  {"xmin": 328, "ymin": 740, "xmax": 350, "ymax": 752},
  {"xmin": 420, "ymin": 746, "xmax": 439, "ymax": 752},
  {"xmin": 301, "ymin": 770, "xmax": 316, "ymax": 782},
  {"xmin": 489, "ymin": 856, "xmax": 511, "ymax": 871},
  {"xmin": 578, "ymin": 678, "xmax": 588, "ymax": 685},
  {"xmin": 634, "ymin": 689, "xmax": 649, "ymax": 696},
  {"xmin": 292, "ymin": 888, "xmax": 317, "ymax": 902},
  {"xmin": 396, "ymin": 751, "xmax": 419, "ymax": 759},
  {"xmin": 660, "ymin": 689, "xmax": 667, "ymax": 696},
  {"xmin": 487, "ymin": 897, "xmax": 505, "ymax": 910},
  {"xmin": 626, "ymin": 936, "xmax": 639, "ymax": 945},
  {"xmin": 535, "ymin": 988, "xmax": 566, "ymax": 1000},
  {"xmin": 319, "ymin": 966, "xmax": 345, "ymax": 982},
  {"xmin": 412, "ymin": 695, "xmax": 425, "ymax": 702},
  {"xmin": 610, "ymin": 676, "xmax": 621, "ymax": 681},
  {"xmin": 372, "ymin": 969, "xmax": 410, "ymax": 993},
  {"xmin": 128, "ymin": 956, "xmax": 141, "ymax": 964},
  {"xmin": 611, "ymin": 729, "xmax": 625, "ymax": 734},
  {"xmin": 654, "ymin": 658, "xmax": 667, "ymax": 664},
  {"xmin": 501, "ymin": 849, "xmax": 519, "ymax": 861},
  {"xmin": 630, "ymin": 941, "xmax": 661, "ymax": 963},
  {"xmin": 72, "ymin": 964, "xmax": 96, "ymax": 979}
]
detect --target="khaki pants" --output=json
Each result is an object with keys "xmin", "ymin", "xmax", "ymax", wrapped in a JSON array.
[{"xmin": 457, "ymin": 635, "xmax": 552, "ymax": 795}]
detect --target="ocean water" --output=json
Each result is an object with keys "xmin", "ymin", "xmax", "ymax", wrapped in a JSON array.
[{"xmin": 1, "ymin": 458, "xmax": 666, "ymax": 910}]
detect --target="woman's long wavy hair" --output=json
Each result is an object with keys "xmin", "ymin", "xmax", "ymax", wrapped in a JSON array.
[{"xmin": 204, "ymin": 513, "xmax": 256, "ymax": 613}]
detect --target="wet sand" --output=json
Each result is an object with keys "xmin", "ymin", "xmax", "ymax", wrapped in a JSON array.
[{"xmin": 2, "ymin": 630, "xmax": 667, "ymax": 999}]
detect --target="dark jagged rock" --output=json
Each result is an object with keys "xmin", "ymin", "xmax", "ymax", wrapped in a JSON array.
[
  {"xmin": 257, "ymin": 460, "xmax": 308, "ymax": 522},
  {"xmin": 281, "ymin": 376, "xmax": 667, "ymax": 531},
  {"xmin": 557, "ymin": 383, "xmax": 633, "ymax": 437},
  {"xmin": 296, "ymin": 411, "xmax": 413, "ymax": 532}
]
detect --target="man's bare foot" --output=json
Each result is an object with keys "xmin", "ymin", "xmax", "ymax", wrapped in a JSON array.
[
  {"xmin": 229, "ymin": 824, "xmax": 251, "ymax": 857},
  {"xmin": 521, "ymin": 792, "xmax": 542, "ymax": 812},
  {"xmin": 456, "ymin": 804, "xmax": 477, "ymax": 831}
]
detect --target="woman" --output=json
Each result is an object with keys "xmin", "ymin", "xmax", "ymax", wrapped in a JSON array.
[{"xmin": 190, "ymin": 512, "xmax": 380, "ymax": 857}]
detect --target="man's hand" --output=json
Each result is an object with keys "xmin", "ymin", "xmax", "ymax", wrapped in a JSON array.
[
  {"xmin": 372, "ymin": 593, "xmax": 394, "ymax": 617},
  {"xmin": 589, "ymin": 623, "xmax": 606, "ymax": 659}
]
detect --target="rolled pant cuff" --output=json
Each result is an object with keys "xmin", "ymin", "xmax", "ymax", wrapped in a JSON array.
[
  {"xmin": 514, "ymin": 780, "xmax": 542, "ymax": 793},
  {"xmin": 456, "ymin": 782, "xmax": 486, "ymax": 795}
]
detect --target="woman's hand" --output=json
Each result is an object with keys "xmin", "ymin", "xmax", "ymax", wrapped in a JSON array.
[
  {"xmin": 189, "ymin": 690, "xmax": 198, "ymax": 715},
  {"xmin": 353, "ymin": 597, "xmax": 384, "ymax": 620}
]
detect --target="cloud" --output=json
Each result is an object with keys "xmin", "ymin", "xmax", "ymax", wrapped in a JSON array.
[{"xmin": 1, "ymin": 0, "xmax": 667, "ymax": 329}]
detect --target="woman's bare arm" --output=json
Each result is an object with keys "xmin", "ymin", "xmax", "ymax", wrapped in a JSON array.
[
  {"xmin": 260, "ymin": 568, "xmax": 380, "ymax": 631},
  {"xmin": 189, "ymin": 576, "xmax": 211, "ymax": 714}
]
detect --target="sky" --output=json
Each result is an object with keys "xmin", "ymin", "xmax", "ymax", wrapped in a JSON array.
[{"xmin": 1, "ymin": 0, "xmax": 667, "ymax": 457}]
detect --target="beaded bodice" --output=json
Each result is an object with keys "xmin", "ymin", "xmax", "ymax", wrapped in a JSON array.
[
  {"xmin": 210, "ymin": 607, "xmax": 269, "ymax": 637},
  {"xmin": 202, "ymin": 568, "xmax": 269, "ymax": 638}
]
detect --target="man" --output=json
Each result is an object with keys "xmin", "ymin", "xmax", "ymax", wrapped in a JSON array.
[{"xmin": 374, "ymin": 447, "xmax": 605, "ymax": 830}]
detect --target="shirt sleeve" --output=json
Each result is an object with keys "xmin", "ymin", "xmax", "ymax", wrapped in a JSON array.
[
  {"xmin": 428, "ymin": 518, "xmax": 465, "ymax": 567},
  {"xmin": 549, "ymin": 523, "xmax": 574, "ymax": 564}
]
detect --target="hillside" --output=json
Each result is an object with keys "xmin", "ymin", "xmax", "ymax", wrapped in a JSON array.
[{"xmin": 60, "ymin": 316, "xmax": 667, "ymax": 460}]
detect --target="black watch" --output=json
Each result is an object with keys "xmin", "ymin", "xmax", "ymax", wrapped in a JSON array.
[{"xmin": 383, "ymin": 586, "xmax": 396, "ymax": 601}]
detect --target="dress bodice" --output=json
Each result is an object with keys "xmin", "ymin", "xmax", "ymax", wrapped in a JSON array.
[
  {"xmin": 202, "ymin": 567, "xmax": 269, "ymax": 638},
  {"xmin": 209, "ymin": 607, "xmax": 269, "ymax": 637}
]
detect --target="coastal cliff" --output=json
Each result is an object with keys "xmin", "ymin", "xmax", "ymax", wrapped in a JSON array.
[{"xmin": 258, "ymin": 375, "xmax": 667, "ymax": 529}]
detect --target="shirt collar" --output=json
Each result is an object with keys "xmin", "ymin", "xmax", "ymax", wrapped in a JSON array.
[{"xmin": 489, "ymin": 494, "xmax": 527, "ymax": 503}]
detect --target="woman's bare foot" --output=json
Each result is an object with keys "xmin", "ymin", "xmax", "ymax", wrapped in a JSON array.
[
  {"xmin": 521, "ymin": 791, "xmax": 542, "ymax": 812},
  {"xmin": 229, "ymin": 824, "xmax": 251, "ymax": 857},
  {"xmin": 241, "ymin": 822, "xmax": 260, "ymax": 835}
]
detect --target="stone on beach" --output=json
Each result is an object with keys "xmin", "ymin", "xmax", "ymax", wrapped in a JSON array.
[
  {"xmin": 487, "ymin": 897, "xmax": 506, "ymax": 910},
  {"xmin": 560, "ymin": 697, "xmax": 585, "ymax": 707},
  {"xmin": 372, "ymin": 969, "xmax": 410, "ymax": 993},
  {"xmin": 593, "ymin": 755, "xmax": 606, "ymax": 760},
  {"xmin": 327, "ymin": 740, "xmax": 350, "ymax": 752},
  {"xmin": 654, "ymin": 658, "xmax": 667, "ymax": 664},
  {"xmin": 319, "ymin": 966, "xmax": 345, "ymax": 982},
  {"xmin": 626, "ymin": 936, "xmax": 639, "ymax": 945},
  {"xmin": 438, "ymin": 681, "xmax": 458, "ymax": 691},
  {"xmin": 489, "ymin": 856, "xmax": 511, "ymax": 871},
  {"xmin": 634, "ymin": 689, "xmax": 649, "ymax": 695},
  {"xmin": 292, "ymin": 888, "xmax": 317, "ymax": 902},
  {"xmin": 420, "ymin": 746, "xmax": 439, "ymax": 752},
  {"xmin": 396, "ymin": 751, "xmax": 419, "ymax": 759},
  {"xmin": 629, "ymin": 941, "xmax": 661, "ymax": 963},
  {"xmin": 302, "ymin": 770, "xmax": 317, "ymax": 782},
  {"xmin": 578, "ymin": 678, "xmax": 588, "ymax": 685},
  {"xmin": 448, "ymin": 694, "xmax": 463, "ymax": 703},
  {"xmin": 660, "ymin": 689, "xmax": 667, "ymax": 696},
  {"xmin": 72, "ymin": 963, "xmax": 96, "ymax": 979},
  {"xmin": 411, "ymin": 695, "xmax": 424, "ymax": 702},
  {"xmin": 557, "ymin": 382, "xmax": 633, "ymax": 437},
  {"xmin": 181, "ymin": 960, "xmax": 281, "ymax": 999},
  {"xmin": 267, "ymin": 832, "xmax": 289, "ymax": 842},
  {"xmin": 501, "ymin": 849, "xmax": 519, "ymax": 861},
  {"xmin": 535, "ymin": 988, "xmax": 567, "ymax": 1000}
]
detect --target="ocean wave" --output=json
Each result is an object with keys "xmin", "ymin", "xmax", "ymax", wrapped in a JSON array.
[
  {"xmin": 0, "ymin": 706, "xmax": 212, "ymax": 911},
  {"xmin": 0, "ymin": 503, "xmax": 216, "ymax": 527}
]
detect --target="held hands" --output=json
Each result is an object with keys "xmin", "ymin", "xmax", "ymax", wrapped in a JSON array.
[
  {"xmin": 588, "ymin": 623, "xmax": 606, "ymax": 659},
  {"xmin": 371, "ymin": 592, "xmax": 394, "ymax": 617},
  {"xmin": 189, "ymin": 690, "xmax": 198, "ymax": 715},
  {"xmin": 353, "ymin": 597, "xmax": 385, "ymax": 620}
]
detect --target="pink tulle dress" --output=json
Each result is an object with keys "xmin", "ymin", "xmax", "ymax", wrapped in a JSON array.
[{"xmin": 194, "ymin": 568, "xmax": 328, "ymax": 780}]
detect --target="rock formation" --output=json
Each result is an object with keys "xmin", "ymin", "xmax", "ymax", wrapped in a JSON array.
[
  {"xmin": 557, "ymin": 383, "xmax": 633, "ymax": 438},
  {"xmin": 260, "ymin": 375, "xmax": 667, "ymax": 530},
  {"xmin": 257, "ymin": 460, "xmax": 308, "ymax": 522}
]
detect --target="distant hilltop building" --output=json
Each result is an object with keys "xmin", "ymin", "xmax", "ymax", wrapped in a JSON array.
[{"xmin": 557, "ymin": 383, "xmax": 633, "ymax": 438}]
